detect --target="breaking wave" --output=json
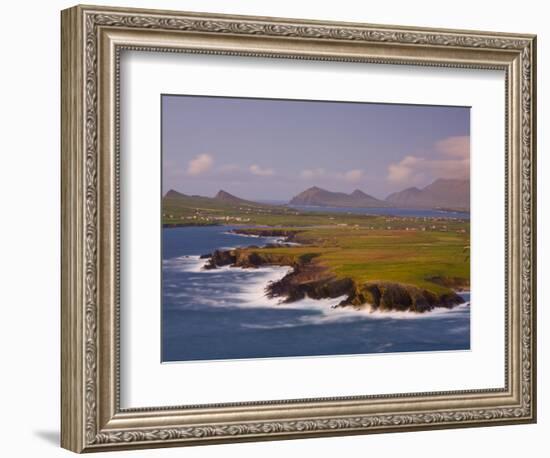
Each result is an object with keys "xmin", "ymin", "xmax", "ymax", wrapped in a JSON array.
[{"xmin": 163, "ymin": 254, "xmax": 470, "ymax": 329}]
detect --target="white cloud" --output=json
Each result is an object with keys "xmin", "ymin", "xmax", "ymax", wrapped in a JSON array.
[
  {"xmin": 430, "ymin": 158, "xmax": 469, "ymax": 179},
  {"xmin": 387, "ymin": 136, "xmax": 470, "ymax": 186},
  {"xmin": 436, "ymin": 135, "xmax": 469, "ymax": 159},
  {"xmin": 388, "ymin": 155, "xmax": 424, "ymax": 184},
  {"xmin": 249, "ymin": 164, "xmax": 275, "ymax": 176},
  {"xmin": 186, "ymin": 153, "xmax": 213, "ymax": 176},
  {"xmin": 343, "ymin": 169, "xmax": 363, "ymax": 183},
  {"xmin": 300, "ymin": 168, "xmax": 325, "ymax": 180}
]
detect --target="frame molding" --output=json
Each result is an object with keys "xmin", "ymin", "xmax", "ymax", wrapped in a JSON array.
[{"xmin": 61, "ymin": 4, "xmax": 536, "ymax": 453}]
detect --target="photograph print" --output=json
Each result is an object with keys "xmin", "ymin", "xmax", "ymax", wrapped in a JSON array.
[{"xmin": 161, "ymin": 95, "xmax": 471, "ymax": 363}]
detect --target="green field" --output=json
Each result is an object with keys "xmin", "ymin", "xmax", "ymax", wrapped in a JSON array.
[
  {"xmin": 239, "ymin": 227, "xmax": 469, "ymax": 295},
  {"xmin": 163, "ymin": 193, "xmax": 470, "ymax": 296}
]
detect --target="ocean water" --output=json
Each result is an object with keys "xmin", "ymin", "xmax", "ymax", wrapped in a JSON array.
[
  {"xmin": 289, "ymin": 205, "xmax": 470, "ymax": 220},
  {"xmin": 162, "ymin": 226, "xmax": 470, "ymax": 362}
]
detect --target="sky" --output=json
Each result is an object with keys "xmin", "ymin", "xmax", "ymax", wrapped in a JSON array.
[{"xmin": 162, "ymin": 94, "xmax": 470, "ymax": 201}]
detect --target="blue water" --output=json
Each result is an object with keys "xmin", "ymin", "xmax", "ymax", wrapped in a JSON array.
[
  {"xmin": 162, "ymin": 226, "xmax": 470, "ymax": 362},
  {"xmin": 289, "ymin": 205, "xmax": 470, "ymax": 220}
]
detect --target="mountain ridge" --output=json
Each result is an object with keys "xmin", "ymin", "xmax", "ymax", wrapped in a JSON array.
[
  {"xmin": 163, "ymin": 188, "xmax": 272, "ymax": 209},
  {"xmin": 386, "ymin": 178, "xmax": 470, "ymax": 210},
  {"xmin": 165, "ymin": 178, "xmax": 470, "ymax": 212},
  {"xmin": 289, "ymin": 186, "xmax": 388, "ymax": 208},
  {"xmin": 164, "ymin": 189, "xmax": 188, "ymax": 199}
]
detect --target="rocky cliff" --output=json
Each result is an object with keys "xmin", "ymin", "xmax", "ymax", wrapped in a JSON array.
[{"xmin": 202, "ymin": 247, "xmax": 465, "ymax": 313}]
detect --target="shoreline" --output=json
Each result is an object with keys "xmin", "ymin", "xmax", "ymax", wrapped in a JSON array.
[
  {"xmin": 171, "ymin": 254, "xmax": 470, "ymax": 319},
  {"xmin": 200, "ymin": 228, "xmax": 468, "ymax": 314}
]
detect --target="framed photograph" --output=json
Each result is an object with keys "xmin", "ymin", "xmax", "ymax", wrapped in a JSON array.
[{"xmin": 61, "ymin": 4, "xmax": 537, "ymax": 453}]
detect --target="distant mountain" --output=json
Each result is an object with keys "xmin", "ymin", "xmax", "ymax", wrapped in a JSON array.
[
  {"xmin": 289, "ymin": 186, "xmax": 388, "ymax": 208},
  {"xmin": 164, "ymin": 189, "xmax": 188, "ymax": 199},
  {"xmin": 164, "ymin": 180, "xmax": 470, "ymax": 213},
  {"xmin": 386, "ymin": 179, "xmax": 470, "ymax": 210},
  {"xmin": 163, "ymin": 189, "xmax": 271, "ymax": 209},
  {"xmin": 213, "ymin": 190, "xmax": 264, "ymax": 207}
]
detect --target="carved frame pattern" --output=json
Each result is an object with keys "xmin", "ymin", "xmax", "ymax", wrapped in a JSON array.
[{"xmin": 61, "ymin": 4, "xmax": 536, "ymax": 453}]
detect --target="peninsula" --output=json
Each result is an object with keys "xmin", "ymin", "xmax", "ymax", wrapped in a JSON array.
[
  {"xmin": 163, "ymin": 186, "xmax": 470, "ymax": 313},
  {"xmin": 201, "ymin": 227, "xmax": 468, "ymax": 313}
]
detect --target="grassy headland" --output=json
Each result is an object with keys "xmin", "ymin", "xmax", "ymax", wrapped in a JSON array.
[
  {"xmin": 233, "ymin": 226, "xmax": 468, "ymax": 294},
  {"xmin": 163, "ymin": 191, "xmax": 470, "ymax": 311}
]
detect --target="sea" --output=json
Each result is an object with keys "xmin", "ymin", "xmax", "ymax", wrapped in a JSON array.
[
  {"xmin": 162, "ymin": 218, "xmax": 470, "ymax": 362},
  {"xmin": 287, "ymin": 204, "xmax": 470, "ymax": 220}
]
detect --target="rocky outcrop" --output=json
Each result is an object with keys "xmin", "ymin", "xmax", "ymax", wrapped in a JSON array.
[
  {"xmin": 266, "ymin": 262, "xmax": 353, "ymax": 303},
  {"xmin": 203, "ymin": 248, "xmax": 301, "ymax": 270},
  {"xmin": 268, "ymin": 264, "xmax": 463, "ymax": 312},
  {"xmin": 340, "ymin": 282, "xmax": 463, "ymax": 313},
  {"xmin": 203, "ymin": 249, "xmax": 237, "ymax": 269},
  {"xmin": 203, "ymin": 246, "xmax": 465, "ymax": 313}
]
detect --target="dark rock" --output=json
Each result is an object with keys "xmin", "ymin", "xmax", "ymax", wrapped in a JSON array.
[
  {"xmin": 337, "ymin": 281, "xmax": 463, "ymax": 313},
  {"xmin": 355, "ymin": 282, "xmax": 463, "ymax": 312},
  {"xmin": 200, "ymin": 246, "xmax": 464, "ymax": 313},
  {"xmin": 203, "ymin": 249, "xmax": 236, "ymax": 270},
  {"xmin": 379, "ymin": 284, "xmax": 413, "ymax": 311},
  {"xmin": 237, "ymin": 252, "xmax": 265, "ymax": 268},
  {"xmin": 266, "ymin": 262, "xmax": 353, "ymax": 303},
  {"xmin": 438, "ymin": 292, "xmax": 465, "ymax": 308}
]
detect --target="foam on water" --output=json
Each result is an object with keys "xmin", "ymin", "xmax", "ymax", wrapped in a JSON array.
[
  {"xmin": 162, "ymin": 225, "xmax": 471, "ymax": 360},
  {"xmin": 163, "ymin": 255, "xmax": 205, "ymax": 272},
  {"xmin": 164, "ymin": 253, "xmax": 470, "ymax": 327},
  {"xmin": 222, "ymin": 230, "xmax": 301, "ymax": 246}
]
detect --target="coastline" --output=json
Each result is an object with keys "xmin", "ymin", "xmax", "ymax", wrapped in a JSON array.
[
  {"xmin": 200, "ymin": 227, "xmax": 467, "ymax": 314},
  {"xmin": 161, "ymin": 224, "xmax": 471, "ymax": 360},
  {"xmin": 172, "ymin": 253, "xmax": 470, "ymax": 319}
]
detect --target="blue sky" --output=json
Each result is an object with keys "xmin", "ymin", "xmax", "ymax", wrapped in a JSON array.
[{"xmin": 162, "ymin": 95, "xmax": 470, "ymax": 200}]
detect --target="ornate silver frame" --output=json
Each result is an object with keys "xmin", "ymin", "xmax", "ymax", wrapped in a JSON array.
[{"xmin": 61, "ymin": 4, "xmax": 537, "ymax": 453}]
